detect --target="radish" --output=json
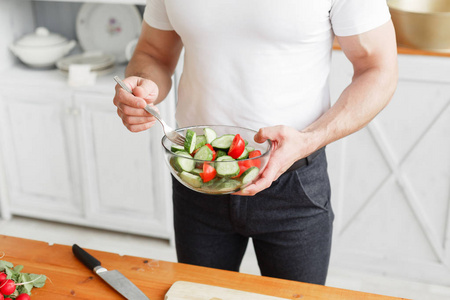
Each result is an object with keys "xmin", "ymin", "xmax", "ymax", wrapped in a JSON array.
[
  {"xmin": 0, "ymin": 293, "xmax": 3, "ymax": 300},
  {"xmin": 16, "ymin": 294, "xmax": 31, "ymax": 300},
  {"xmin": 0, "ymin": 279, "xmax": 15, "ymax": 295},
  {"xmin": 0, "ymin": 272, "xmax": 6, "ymax": 282}
]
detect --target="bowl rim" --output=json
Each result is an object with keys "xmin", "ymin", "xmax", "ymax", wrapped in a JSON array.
[
  {"xmin": 387, "ymin": 0, "xmax": 450, "ymax": 15},
  {"xmin": 161, "ymin": 124, "xmax": 272, "ymax": 163}
]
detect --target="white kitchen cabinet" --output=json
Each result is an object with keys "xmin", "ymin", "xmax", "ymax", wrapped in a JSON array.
[
  {"xmin": 0, "ymin": 85, "xmax": 80, "ymax": 218},
  {"xmin": 0, "ymin": 64, "xmax": 176, "ymax": 240},
  {"xmin": 0, "ymin": 0, "xmax": 176, "ymax": 241},
  {"xmin": 328, "ymin": 50, "xmax": 450, "ymax": 286},
  {"xmin": 75, "ymin": 91, "xmax": 174, "ymax": 239}
]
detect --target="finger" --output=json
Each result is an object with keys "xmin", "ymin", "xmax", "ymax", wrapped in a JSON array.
[
  {"xmin": 118, "ymin": 111, "xmax": 156, "ymax": 125},
  {"xmin": 114, "ymin": 88, "xmax": 147, "ymax": 109},
  {"xmin": 239, "ymin": 163, "xmax": 282, "ymax": 196},
  {"xmin": 147, "ymin": 103, "xmax": 160, "ymax": 114},
  {"xmin": 123, "ymin": 120, "xmax": 156, "ymax": 133},
  {"xmin": 254, "ymin": 126, "xmax": 282, "ymax": 144},
  {"xmin": 117, "ymin": 103, "xmax": 152, "ymax": 117},
  {"xmin": 133, "ymin": 79, "xmax": 159, "ymax": 102}
]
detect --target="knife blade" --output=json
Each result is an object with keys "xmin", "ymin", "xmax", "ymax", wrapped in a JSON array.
[{"xmin": 72, "ymin": 244, "xmax": 150, "ymax": 300}]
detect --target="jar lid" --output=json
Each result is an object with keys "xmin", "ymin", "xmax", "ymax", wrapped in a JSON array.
[{"xmin": 16, "ymin": 27, "xmax": 68, "ymax": 47}]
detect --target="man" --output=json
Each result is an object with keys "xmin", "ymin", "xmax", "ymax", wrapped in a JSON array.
[{"xmin": 113, "ymin": 0, "xmax": 398, "ymax": 285}]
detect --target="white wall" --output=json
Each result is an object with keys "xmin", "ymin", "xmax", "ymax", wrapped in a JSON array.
[{"xmin": 0, "ymin": 0, "xmax": 35, "ymax": 71}]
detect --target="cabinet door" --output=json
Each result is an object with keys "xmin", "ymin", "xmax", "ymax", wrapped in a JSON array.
[
  {"xmin": 329, "ymin": 51, "xmax": 450, "ymax": 286},
  {"xmin": 0, "ymin": 86, "xmax": 81, "ymax": 219},
  {"xmin": 75, "ymin": 92, "xmax": 173, "ymax": 240}
]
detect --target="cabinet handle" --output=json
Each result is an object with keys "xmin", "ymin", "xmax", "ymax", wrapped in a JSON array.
[{"xmin": 66, "ymin": 108, "xmax": 80, "ymax": 116}]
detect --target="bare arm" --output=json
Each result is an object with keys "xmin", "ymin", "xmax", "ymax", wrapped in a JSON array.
[
  {"xmin": 125, "ymin": 23, "xmax": 183, "ymax": 104},
  {"xmin": 113, "ymin": 22, "xmax": 183, "ymax": 132},
  {"xmin": 240, "ymin": 20, "xmax": 398, "ymax": 195},
  {"xmin": 302, "ymin": 20, "xmax": 399, "ymax": 151}
]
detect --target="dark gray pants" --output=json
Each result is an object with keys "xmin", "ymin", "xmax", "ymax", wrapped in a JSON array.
[{"xmin": 172, "ymin": 149, "xmax": 333, "ymax": 285}]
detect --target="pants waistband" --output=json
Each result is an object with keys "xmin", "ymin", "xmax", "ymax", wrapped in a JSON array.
[{"xmin": 285, "ymin": 147, "xmax": 325, "ymax": 173}]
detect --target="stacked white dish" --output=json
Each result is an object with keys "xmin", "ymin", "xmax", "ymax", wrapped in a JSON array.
[{"xmin": 56, "ymin": 52, "xmax": 116, "ymax": 76}]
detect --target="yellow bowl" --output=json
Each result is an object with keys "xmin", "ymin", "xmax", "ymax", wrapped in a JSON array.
[{"xmin": 388, "ymin": 0, "xmax": 450, "ymax": 52}]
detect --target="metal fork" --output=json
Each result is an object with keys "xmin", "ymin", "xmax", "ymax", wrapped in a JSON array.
[{"xmin": 114, "ymin": 76, "xmax": 185, "ymax": 146}]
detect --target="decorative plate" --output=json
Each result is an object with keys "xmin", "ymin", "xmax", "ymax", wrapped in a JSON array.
[{"xmin": 76, "ymin": 3, "xmax": 142, "ymax": 64}]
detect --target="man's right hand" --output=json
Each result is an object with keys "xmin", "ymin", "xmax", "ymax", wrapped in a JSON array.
[{"xmin": 113, "ymin": 76, "xmax": 160, "ymax": 133}]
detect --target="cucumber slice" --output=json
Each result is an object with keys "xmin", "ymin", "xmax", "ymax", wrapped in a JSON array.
[
  {"xmin": 195, "ymin": 135, "xmax": 207, "ymax": 150},
  {"xmin": 216, "ymin": 155, "xmax": 234, "ymax": 161},
  {"xmin": 241, "ymin": 166, "xmax": 260, "ymax": 184},
  {"xmin": 211, "ymin": 134, "xmax": 235, "ymax": 150},
  {"xmin": 202, "ymin": 177, "xmax": 221, "ymax": 188},
  {"xmin": 215, "ymin": 156, "xmax": 240, "ymax": 177},
  {"xmin": 172, "ymin": 151, "xmax": 195, "ymax": 173},
  {"xmin": 204, "ymin": 127, "xmax": 217, "ymax": 144},
  {"xmin": 193, "ymin": 145, "xmax": 213, "ymax": 161},
  {"xmin": 216, "ymin": 150, "xmax": 228, "ymax": 159},
  {"xmin": 180, "ymin": 171, "xmax": 202, "ymax": 188},
  {"xmin": 203, "ymin": 178, "xmax": 240, "ymax": 192},
  {"xmin": 184, "ymin": 129, "xmax": 197, "ymax": 153},
  {"xmin": 217, "ymin": 179, "xmax": 241, "ymax": 192},
  {"xmin": 245, "ymin": 146, "xmax": 255, "ymax": 153},
  {"xmin": 191, "ymin": 168, "xmax": 203, "ymax": 175},
  {"xmin": 171, "ymin": 144, "xmax": 185, "ymax": 153},
  {"xmin": 237, "ymin": 148, "xmax": 249, "ymax": 160}
]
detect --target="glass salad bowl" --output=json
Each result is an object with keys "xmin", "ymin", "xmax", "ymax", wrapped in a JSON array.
[{"xmin": 162, "ymin": 125, "xmax": 272, "ymax": 195}]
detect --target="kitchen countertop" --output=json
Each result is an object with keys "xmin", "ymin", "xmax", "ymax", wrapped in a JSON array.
[{"xmin": 0, "ymin": 235, "xmax": 408, "ymax": 300}]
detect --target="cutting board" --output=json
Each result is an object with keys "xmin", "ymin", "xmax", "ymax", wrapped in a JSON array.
[{"xmin": 165, "ymin": 281, "xmax": 289, "ymax": 300}]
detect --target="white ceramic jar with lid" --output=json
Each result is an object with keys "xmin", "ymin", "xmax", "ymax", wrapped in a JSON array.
[{"xmin": 9, "ymin": 27, "xmax": 76, "ymax": 68}]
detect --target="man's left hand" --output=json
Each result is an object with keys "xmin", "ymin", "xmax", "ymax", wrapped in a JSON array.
[{"xmin": 234, "ymin": 125, "xmax": 316, "ymax": 196}]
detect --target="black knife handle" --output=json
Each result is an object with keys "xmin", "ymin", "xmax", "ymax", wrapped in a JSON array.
[{"xmin": 72, "ymin": 244, "xmax": 102, "ymax": 271}]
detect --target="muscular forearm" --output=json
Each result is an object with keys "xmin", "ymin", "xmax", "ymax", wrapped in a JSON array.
[
  {"xmin": 238, "ymin": 21, "xmax": 398, "ymax": 196},
  {"xmin": 302, "ymin": 63, "xmax": 398, "ymax": 153},
  {"xmin": 241, "ymin": 63, "xmax": 398, "ymax": 196}
]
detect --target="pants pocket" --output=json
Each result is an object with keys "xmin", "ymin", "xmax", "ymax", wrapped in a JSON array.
[{"xmin": 292, "ymin": 151, "xmax": 331, "ymax": 211}]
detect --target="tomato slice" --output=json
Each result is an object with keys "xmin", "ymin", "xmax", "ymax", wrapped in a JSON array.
[
  {"xmin": 233, "ymin": 162, "xmax": 249, "ymax": 178},
  {"xmin": 246, "ymin": 150, "xmax": 262, "ymax": 168},
  {"xmin": 249, "ymin": 150, "xmax": 261, "ymax": 158},
  {"xmin": 199, "ymin": 162, "xmax": 216, "ymax": 182},
  {"xmin": 228, "ymin": 134, "xmax": 245, "ymax": 159},
  {"xmin": 191, "ymin": 147, "xmax": 200, "ymax": 157},
  {"xmin": 205, "ymin": 144, "xmax": 217, "ymax": 160}
]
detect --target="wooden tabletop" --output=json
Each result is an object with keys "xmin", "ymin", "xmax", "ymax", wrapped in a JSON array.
[{"xmin": 0, "ymin": 235, "xmax": 407, "ymax": 300}]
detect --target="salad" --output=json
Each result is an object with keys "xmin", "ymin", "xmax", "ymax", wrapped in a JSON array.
[{"xmin": 169, "ymin": 127, "xmax": 264, "ymax": 193}]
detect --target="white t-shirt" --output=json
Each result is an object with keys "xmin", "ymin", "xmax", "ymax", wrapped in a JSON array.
[{"xmin": 144, "ymin": 0, "xmax": 390, "ymax": 130}]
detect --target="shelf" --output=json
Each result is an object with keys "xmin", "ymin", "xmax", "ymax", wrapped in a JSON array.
[
  {"xmin": 32, "ymin": 0, "xmax": 146, "ymax": 5},
  {"xmin": 0, "ymin": 63, "xmax": 127, "ymax": 94}
]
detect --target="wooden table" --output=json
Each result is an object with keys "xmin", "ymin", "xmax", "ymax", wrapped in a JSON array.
[{"xmin": 0, "ymin": 235, "xmax": 407, "ymax": 299}]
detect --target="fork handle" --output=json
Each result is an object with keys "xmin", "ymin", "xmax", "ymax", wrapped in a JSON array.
[
  {"xmin": 114, "ymin": 76, "xmax": 133, "ymax": 94},
  {"xmin": 144, "ymin": 105, "xmax": 166, "ymax": 126}
]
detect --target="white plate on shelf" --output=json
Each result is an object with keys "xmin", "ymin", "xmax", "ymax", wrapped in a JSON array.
[
  {"xmin": 76, "ymin": 3, "xmax": 142, "ymax": 64},
  {"xmin": 56, "ymin": 52, "xmax": 116, "ymax": 71},
  {"xmin": 57, "ymin": 64, "xmax": 116, "ymax": 77}
]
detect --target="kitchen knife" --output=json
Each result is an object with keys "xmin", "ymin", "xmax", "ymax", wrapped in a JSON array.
[{"xmin": 72, "ymin": 244, "xmax": 150, "ymax": 300}]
